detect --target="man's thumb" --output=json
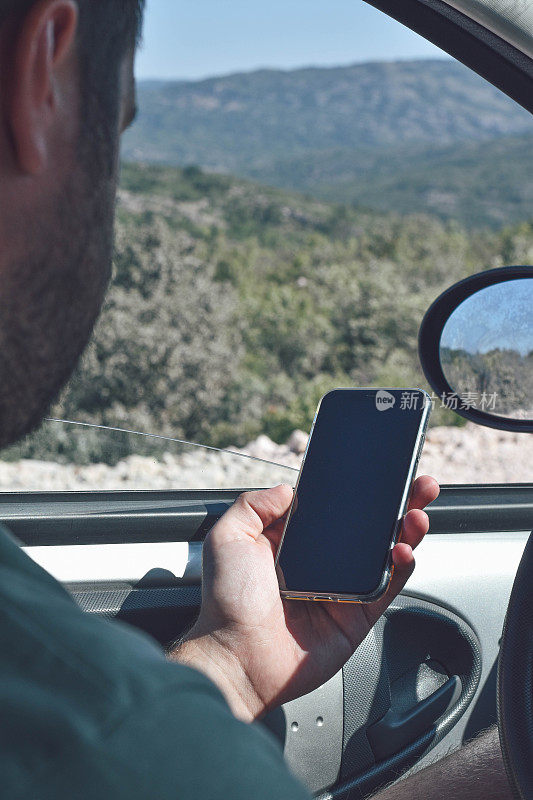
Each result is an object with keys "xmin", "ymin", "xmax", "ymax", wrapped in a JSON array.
[{"xmin": 212, "ymin": 485, "xmax": 294, "ymax": 543}]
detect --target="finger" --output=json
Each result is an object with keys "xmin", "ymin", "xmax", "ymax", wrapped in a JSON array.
[
  {"xmin": 408, "ymin": 475, "xmax": 440, "ymax": 511},
  {"xmin": 399, "ymin": 508, "xmax": 429, "ymax": 551},
  {"xmin": 392, "ymin": 541, "xmax": 416, "ymax": 576},
  {"xmin": 262, "ymin": 517, "xmax": 287, "ymax": 557},
  {"xmin": 212, "ymin": 484, "xmax": 294, "ymax": 543},
  {"xmin": 275, "ymin": 561, "xmax": 287, "ymax": 590},
  {"xmin": 387, "ymin": 542, "xmax": 416, "ymax": 600},
  {"xmin": 363, "ymin": 542, "xmax": 415, "ymax": 626},
  {"xmin": 364, "ymin": 505, "xmax": 431, "ymax": 626}
]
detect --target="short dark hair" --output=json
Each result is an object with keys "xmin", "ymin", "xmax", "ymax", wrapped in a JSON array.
[
  {"xmin": 76, "ymin": 1, "xmax": 145, "ymax": 167},
  {"xmin": 0, "ymin": 1, "xmax": 144, "ymax": 57},
  {"xmin": 1, "ymin": 1, "xmax": 144, "ymax": 136}
]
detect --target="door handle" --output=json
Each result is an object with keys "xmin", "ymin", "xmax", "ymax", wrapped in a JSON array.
[{"xmin": 367, "ymin": 674, "xmax": 462, "ymax": 761}]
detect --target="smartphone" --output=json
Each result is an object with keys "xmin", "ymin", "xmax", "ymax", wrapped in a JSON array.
[{"xmin": 274, "ymin": 388, "xmax": 431, "ymax": 603}]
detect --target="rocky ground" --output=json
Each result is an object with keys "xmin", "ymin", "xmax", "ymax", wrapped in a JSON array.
[{"xmin": 0, "ymin": 422, "xmax": 531, "ymax": 490}]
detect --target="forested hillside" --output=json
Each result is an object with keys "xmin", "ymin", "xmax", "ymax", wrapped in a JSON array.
[
  {"xmin": 7, "ymin": 163, "xmax": 533, "ymax": 464},
  {"xmin": 248, "ymin": 135, "xmax": 533, "ymax": 229},
  {"xmin": 122, "ymin": 60, "xmax": 533, "ymax": 228}
]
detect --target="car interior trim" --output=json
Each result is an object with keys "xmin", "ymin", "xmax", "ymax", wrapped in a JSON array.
[
  {"xmin": 443, "ymin": 0, "xmax": 533, "ymax": 60},
  {"xmin": 1, "ymin": 485, "xmax": 532, "ymax": 547},
  {"xmin": 22, "ymin": 530, "xmax": 528, "ymax": 595},
  {"xmin": 22, "ymin": 541, "xmax": 200, "ymax": 586}
]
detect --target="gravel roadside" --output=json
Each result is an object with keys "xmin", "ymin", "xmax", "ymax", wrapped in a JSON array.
[{"xmin": 0, "ymin": 422, "xmax": 531, "ymax": 490}]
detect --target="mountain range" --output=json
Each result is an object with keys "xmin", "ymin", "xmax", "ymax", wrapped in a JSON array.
[{"xmin": 122, "ymin": 59, "xmax": 533, "ymax": 228}]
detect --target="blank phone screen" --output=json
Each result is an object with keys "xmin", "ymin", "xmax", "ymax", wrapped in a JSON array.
[{"xmin": 276, "ymin": 389, "xmax": 427, "ymax": 596}]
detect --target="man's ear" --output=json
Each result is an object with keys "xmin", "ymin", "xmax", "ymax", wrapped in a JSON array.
[{"xmin": 8, "ymin": 0, "xmax": 78, "ymax": 175}]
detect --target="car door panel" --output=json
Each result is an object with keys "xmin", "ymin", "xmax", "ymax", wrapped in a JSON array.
[{"xmin": 1, "ymin": 486, "xmax": 531, "ymax": 796}]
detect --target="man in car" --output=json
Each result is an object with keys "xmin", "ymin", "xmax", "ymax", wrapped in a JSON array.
[{"xmin": 0, "ymin": 2, "xmax": 512, "ymax": 798}]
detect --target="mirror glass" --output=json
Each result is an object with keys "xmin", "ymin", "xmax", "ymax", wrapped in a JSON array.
[{"xmin": 440, "ymin": 277, "xmax": 533, "ymax": 420}]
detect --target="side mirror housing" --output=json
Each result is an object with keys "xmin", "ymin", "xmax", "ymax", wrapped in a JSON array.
[{"xmin": 418, "ymin": 266, "xmax": 533, "ymax": 433}]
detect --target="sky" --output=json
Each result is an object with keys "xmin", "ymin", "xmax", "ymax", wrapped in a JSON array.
[
  {"xmin": 135, "ymin": 0, "xmax": 447, "ymax": 82},
  {"xmin": 441, "ymin": 280, "xmax": 533, "ymax": 357}
]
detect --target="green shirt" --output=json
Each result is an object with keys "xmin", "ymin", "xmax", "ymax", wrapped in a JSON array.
[{"xmin": 0, "ymin": 525, "xmax": 310, "ymax": 800}]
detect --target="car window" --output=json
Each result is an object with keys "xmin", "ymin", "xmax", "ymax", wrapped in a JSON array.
[
  {"xmin": 2, "ymin": 413, "xmax": 530, "ymax": 491},
  {"xmin": 1, "ymin": 2, "xmax": 532, "ymax": 490},
  {"xmin": 418, "ymin": 418, "xmax": 533, "ymax": 484}
]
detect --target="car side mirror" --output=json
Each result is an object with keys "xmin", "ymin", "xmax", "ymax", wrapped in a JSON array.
[{"xmin": 418, "ymin": 266, "xmax": 533, "ymax": 433}]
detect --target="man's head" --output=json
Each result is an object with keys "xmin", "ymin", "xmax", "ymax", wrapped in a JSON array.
[{"xmin": 0, "ymin": 0, "xmax": 144, "ymax": 449}]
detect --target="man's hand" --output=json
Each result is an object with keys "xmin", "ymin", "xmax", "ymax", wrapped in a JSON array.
[{"xmin": 172, "ymin": 477, "xmax": 440, "ymax": 722}]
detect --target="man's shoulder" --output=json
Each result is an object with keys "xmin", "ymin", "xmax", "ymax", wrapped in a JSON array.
[
  {"xmin": 0, "ymin": 525, "xmax": 224, "ymax": 785},
  {"xmin": 0, "ymin": 523, "xmax": 213, "ymax": 742},
  {"xmin": 0, "ymin": 525, "xmax": 309, "ymax": 799}
]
